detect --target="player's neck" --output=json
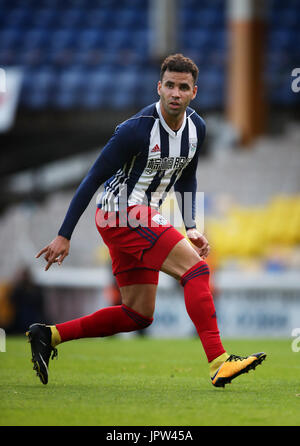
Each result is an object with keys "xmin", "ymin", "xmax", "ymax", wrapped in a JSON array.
[{"xmin": 160, "ymin": 103, "xmax": 185, "ymax": 132}]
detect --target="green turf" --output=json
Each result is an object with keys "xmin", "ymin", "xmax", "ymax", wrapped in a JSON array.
[{"xmin": 0, "ymin": 336, "xmax": 299, "ymax": 426}]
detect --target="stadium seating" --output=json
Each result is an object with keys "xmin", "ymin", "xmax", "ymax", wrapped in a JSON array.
[
  {"xmin": 0, "ymin": 0, "xmax": 299, "ymax": 110},
  {"xmin": 204, "ymin": 195, "xmax": 300, "ymax": 263}
]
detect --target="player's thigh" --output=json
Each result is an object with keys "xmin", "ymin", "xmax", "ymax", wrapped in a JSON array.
[
  {"xmin": 160, "ymin": 238, "xmax": 201, "ymax": 280},
  {"xmin": 120, "ymin": 283, "xmax": 157, "ymax": 319}
]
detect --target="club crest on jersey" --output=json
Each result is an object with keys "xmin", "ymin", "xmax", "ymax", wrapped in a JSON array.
[
  {"xmin": 145, "ymin": 156, "xmax": 191, "ymax": 174},
  {"xmin": 189, "ymin": 141, "xmax": 197, "ymax": 153}
]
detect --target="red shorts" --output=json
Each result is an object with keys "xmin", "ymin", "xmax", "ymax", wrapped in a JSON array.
[{"xmin": 95, "ymin": 205, "xmax": 184, "ymax": 287}]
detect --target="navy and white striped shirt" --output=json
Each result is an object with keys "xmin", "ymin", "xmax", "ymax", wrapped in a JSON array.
[{"xmin": 58, "ymin": 101, "xmax": 206, "ymax": 240}]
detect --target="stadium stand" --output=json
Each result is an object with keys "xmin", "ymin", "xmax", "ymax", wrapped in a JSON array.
[{"xmin": 0, "ymin": 0, "xmax": 299, "ymax": 110}]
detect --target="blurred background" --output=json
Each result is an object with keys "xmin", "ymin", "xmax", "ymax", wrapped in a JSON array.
[{"xmin": 0, "ymin": 0, "xmax": 299, "ymax": 340}]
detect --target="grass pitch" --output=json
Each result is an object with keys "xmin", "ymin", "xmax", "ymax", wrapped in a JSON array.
[{"xmin": 0, "ymin": 336, "xmax": 299, "ymax": 426}]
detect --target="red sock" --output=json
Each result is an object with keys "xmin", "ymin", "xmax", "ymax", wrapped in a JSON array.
[
  {"xmin": 181, "ymin": 261, "xmax": 226, "ymax": 362},
  {"xmin": 56, "ymin": 304, "xmax": 153, "ymax": 342}
]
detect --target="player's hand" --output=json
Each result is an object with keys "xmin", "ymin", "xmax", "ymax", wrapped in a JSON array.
[
  {"xmin": 186, "ymin": 228, "xmax": 210, "ymax": 259},
  {"xmin": 36, "ymin": 235, "xmax": 70, "ymax": 271}
]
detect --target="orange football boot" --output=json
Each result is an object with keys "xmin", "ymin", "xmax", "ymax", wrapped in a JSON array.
[{"xmin": 211, "ymin": 352, "xmax": 267, "ymax": 388}]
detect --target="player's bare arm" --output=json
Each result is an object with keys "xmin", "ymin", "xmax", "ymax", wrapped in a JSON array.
[{"xmin": 36, "ymin": 235, "xmax": 70, "ymax": 271}]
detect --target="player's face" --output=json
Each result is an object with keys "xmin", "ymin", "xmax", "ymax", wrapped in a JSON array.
[{"xmin": 157, "ymin": 70, "xmax": 197, "ymax": 118}]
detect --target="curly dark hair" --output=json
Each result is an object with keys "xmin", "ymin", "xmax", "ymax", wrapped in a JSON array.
[{"xmin": 160, "ymin": 53, "xmax": 199, "ymax": 85}]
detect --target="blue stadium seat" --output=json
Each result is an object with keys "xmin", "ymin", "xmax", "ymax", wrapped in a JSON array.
[
  {"xmin": 0, "ymin": 0, "xmax": 298, "ymax": 110},
  {"xmin": 269, "ymin": 30, "xmax": 293, "ymax": 50},
  {"xmin": 54, "ymin": 67, "xmax": 86, "ymax": 108},
  {"xmin": 21, "ymin": 67, "xmax": 55, "ymax": 108},
  {"xmin": 135, "ymin": 69, "xmax": 159, "ymax": 106},
  {"xmin": 76, "ymin": 28, "xmax": 104, "ymax": 50},
  {"xmin": 0, "ymin": 27, "xmax": 22, "ymax": 50},
  {"xmin": 3, "ymin": 7, "xmax": 31, "ymax": 28},
  {"xmin": 80, "ymin": 68, "xmax": 115, "ymax": 108},
  {"xmin": 127, "ymin": 29, "xmax": 148, "ymax": 54},
  {"xmin": 55, "ymin": 7, "xmax": 84, "ymax": 28},
  {"xmin": 83, "ymin": 8, "xmax": 111, "ymax": 28},
  {"xmin": 109, "ymin": 68, "xmax": 139, "ymax": 108},
  {"xmin": 48, "ymin": 29, "xmax": 77, "ymax": 51},
  {"xmin": 20, "ymin": 28, "xmax": 49, "ymax": 51},
  {"xmin": 181, "ymin": 29, "xmax": 210, "ymax": 51},
  {"xmin": 29, "ymin": 8, "xmax": 57, "ymax": 28},
  {"xmin": 104, "ymin": 29, "xmax": 130, "ymax": 51}
]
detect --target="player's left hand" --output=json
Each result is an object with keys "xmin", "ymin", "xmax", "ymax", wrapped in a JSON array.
[{"xmin": 186, "ymin": 228, "xmax": 210, "ymax": 259}]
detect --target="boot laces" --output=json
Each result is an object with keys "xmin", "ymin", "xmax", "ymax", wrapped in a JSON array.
[{"xmin": 227, "ymin": 354, "xmax": 247, "ymax": 362}]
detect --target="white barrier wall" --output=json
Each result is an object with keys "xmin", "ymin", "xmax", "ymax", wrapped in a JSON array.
[
  {"xmin": 146, "ymin": 288, "xmax": 300, "ymax": 339},
  {"xmin": 213, "ymin": 271, "xmax": 300, "ymax": 338},
  {"xmin": 33, "ymin": 268, "xmax": 300, "ymax": 338}
]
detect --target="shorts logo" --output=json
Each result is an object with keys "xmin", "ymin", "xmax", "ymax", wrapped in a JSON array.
[{"xmin": 152, "ymin": 214, "xmax": 168, "ymax": 226}]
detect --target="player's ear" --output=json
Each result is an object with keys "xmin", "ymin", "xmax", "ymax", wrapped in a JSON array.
[
  {"xmin": 192, "ymin": 85, "xmax": 198, "ymax": 100},
  {"xmin": 157, "ymin": 80, "xmax": 162, "ymax": 96}
]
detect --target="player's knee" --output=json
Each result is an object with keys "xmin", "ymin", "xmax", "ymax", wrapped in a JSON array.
[
  {"xmin": 140, "ymin": 317, "xmax": 153, "ymax": 329},
  {"xmin": 121, "ymin": 304, "xmax": 154, "ymax": 329},
  {"xmin": 136, "ymin": 306, "xmax": 155, "ymax": 322},
  {"xmin": 161, "ymin": 238, "xmax": 203, "ymax": 280},
  {"xmin": 183, "ymin": 259, "xmax": 210, "ymax": 276},
  {"xmin": 180, "ymin": 260, "xmax": 210, "ymax": 289}
]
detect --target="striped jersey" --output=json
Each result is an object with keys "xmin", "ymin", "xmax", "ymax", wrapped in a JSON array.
[{"xmin": 58, "ymin": 101, "xmax": 206, "ymax": 240}]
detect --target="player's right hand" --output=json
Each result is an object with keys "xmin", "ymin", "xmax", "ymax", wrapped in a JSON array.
[
  {"xmin": 186, "ymin": 228, "xmax": 210, "ymax": 259},
  {"xmin": 36, "ymin": 235, "xmax": 70, "ymax": 271}
]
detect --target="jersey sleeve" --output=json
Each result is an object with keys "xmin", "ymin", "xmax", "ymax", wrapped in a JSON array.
[
  {"xmin": 174, "ymin": 115, "xmax": 206, "ymax": 231},
  {"xmin": 58, "ymin": 121, "xmax": 140, "ymax": 240}
]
